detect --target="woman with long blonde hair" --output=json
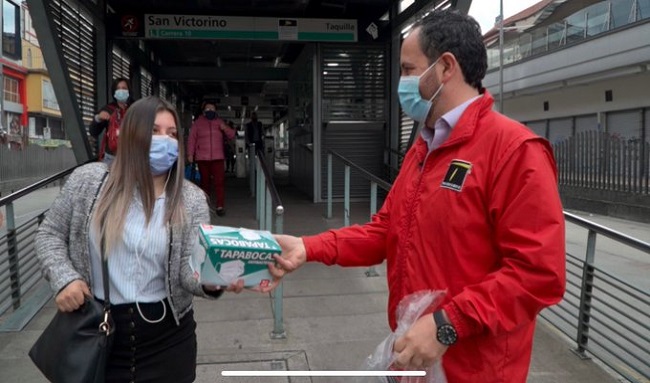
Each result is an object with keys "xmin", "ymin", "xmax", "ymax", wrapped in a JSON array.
[{"xmin": 36, "ymin": 96, "xmax": 243, "ymax": 382}]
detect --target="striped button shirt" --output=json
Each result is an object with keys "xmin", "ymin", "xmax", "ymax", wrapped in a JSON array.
[{"xmin": 89, "ymin": 192, "xmax": 169, "ymax": 304}]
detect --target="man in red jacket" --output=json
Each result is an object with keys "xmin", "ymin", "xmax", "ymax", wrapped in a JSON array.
[{"xmin": 264, "ymin": 9, "xmax": 566, "ymax": 383}]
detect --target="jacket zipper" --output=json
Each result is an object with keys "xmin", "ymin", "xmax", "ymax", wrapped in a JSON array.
[{"xmin": 399, "ymin": 150, "xmax": 428, "ymax": 298}]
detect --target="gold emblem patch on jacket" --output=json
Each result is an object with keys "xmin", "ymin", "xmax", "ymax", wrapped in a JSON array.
[{"xmin": 441, "ymin": 160, "xmax": 472, "ymax": 192}]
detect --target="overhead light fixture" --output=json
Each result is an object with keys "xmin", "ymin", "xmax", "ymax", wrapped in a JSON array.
[
  {"xmin": 327, "ymin": 63, "xmax": 339, "ymax": 67},
  {"xmin": 323, "ymin": 71, "xmax": 328, "ymax": 75},
  {"xmin": 255, "ymin": 105, "xmax": 259, "ymax": 112},
  {"xmin": 228, "ymin": 105, "xmax": 232, "ymax": 111},
  {"xmin": 253, "ymin": 55, "xmax": 263, "ymax": 59},
  {"xmin": 339, "ymin": 53, "xmax": 349, "ymax": 57}
]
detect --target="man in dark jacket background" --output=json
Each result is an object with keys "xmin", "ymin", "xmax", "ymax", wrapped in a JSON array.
[{"xmin": 245, "ymin": 112, "xmax": 264, "ymax": 152}]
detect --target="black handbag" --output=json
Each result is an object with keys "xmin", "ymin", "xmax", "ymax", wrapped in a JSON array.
[{"xmin": 30, "ymin": 173, "xmax": 114, "ymax": 383}]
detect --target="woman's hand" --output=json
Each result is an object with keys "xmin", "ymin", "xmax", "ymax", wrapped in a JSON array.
[
  {"xmin": 55, "ymin": 280, "xmax": 91, "ymax": 312},
  {"xmin": 98, "ymin": 110, "xmax": 111, "ymax": 121},
  {"xmin": 203, "ymin": 279, "xmax": 245, "ymax": 295}
]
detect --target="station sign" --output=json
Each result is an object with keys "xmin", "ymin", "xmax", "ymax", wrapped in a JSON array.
[{"xmin": 114, "ymin": 14, "xmax": 358, "ymax": 42}]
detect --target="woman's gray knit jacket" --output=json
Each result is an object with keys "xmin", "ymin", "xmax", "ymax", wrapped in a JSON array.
[{"xmin": 35, "ymin": 162, "xmax": 216, "ymax": 325}]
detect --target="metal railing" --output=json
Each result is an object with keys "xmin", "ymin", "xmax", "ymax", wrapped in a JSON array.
[
  {"xmin": 327, "ymin": 150, "xmax": 392, "ymax": 277},
  {"xmin": 553, "ymin": 132, "xmax": 650, "ymax": 195},
  {"xmin": 0, "ymin": 144, "xmax": 75, "ymax": 196},
  {"xmin": 0, "ymin": 164, "xmax": 81, "ymax": 331},
  {"xmin": 249, "ymin": 143, "xmax": 286, "ymax": 339},
  {"xmin": 326, "ymin": 152, "xmax": 650, "ymax": 382},
  {"xmin": 384, "ymin": 147, "xmax": 407, "ymax": 181},
  {"xmin": 542, "ymin": 212, "xmax": 650, "ymax": 382},
  {"xmin": 486, "ymin": 1, "xmax": 650, "ymax": 70}
]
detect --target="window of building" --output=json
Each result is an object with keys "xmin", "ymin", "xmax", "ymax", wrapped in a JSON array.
[
  {"xmin": 29, "ymin": 116, "xmax": 65, "ymax": 140},
  {"xmin": 42, "ymin": 79, "xmax": 60, "ymax": 111},
  {"xmin": 2, "ymin": 0, "xmax": 21, "ymax": 59},
  {"xmin": 3, "ymin": 76, "xmax": 20, "ymax": 103},
  {"xmin": 21, "ymin": 3, "xmax": 39, "ymax": 45}
]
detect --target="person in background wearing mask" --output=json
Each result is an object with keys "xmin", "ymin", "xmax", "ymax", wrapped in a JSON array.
[
  {"xmin": 90, "ymin": 77, "xmax": 133, "ymax": 163},
  {"xmin": 36, "ymin": 96, "xmax": 244, "ymax": 383},
  {"xmin": 186, "ymin": 101, "xmax": 235, "ymax": 216},
  {"xmin": 245, "ymin": 112, "xmax": 264, "ymax": 153},
  {"xmin": 263, "ymin": 9, "xmax": 566, "ymax": 383}
]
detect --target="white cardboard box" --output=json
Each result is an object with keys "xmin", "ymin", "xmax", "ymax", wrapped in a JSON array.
[{"xmin": 190, "ymin": 224, "xmax": 281, "ymax": 288}]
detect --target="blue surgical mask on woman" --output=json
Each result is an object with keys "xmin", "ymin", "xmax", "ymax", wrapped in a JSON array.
[
  {"xmin": 114, "ymin": 89, "xmax": 130, "ymax": 103},
  {"xmin": 398, "ymin": 57, "xmax": 444, "ymax": 122},
  {"xmin": 150, "ymin": 136, "xmax": 179, "ymax": 175}
]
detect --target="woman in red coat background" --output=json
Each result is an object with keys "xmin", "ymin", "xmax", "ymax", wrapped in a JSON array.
[{"xmin": 187, "ymin": 101, "xmax": 235, "ymax": 216}]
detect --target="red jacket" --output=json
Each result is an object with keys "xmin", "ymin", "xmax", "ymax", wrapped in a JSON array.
[
  {"xmin": 303, "ymin": 92, "xmax": 566, "ymax": 383},
  {"xmin": 187, "ymin": 115, "xmax": 235, "ymax": 161}
]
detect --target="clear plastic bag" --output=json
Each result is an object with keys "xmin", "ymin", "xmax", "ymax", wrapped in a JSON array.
[{"xmin": 358, "ymin": 290, "xmax": 447, "ymax": 383}]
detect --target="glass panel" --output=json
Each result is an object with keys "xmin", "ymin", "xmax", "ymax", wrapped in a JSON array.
[
  {"xmin": 34, "ymin": 116, "xmax": 45, "ymax": 137},
  {"xmin": 585, "ymin": 2, "xmax": 610, "ymax": 36},
  {"xmin": 641, "ymin": 0, "xmax": 650, "ymax": 19},
  {"xmin": 566, "ymin": 11, "xmax": 587, "ymax": 44},
  {"xmin": 612, "ymin": 0, "xmax": 633, "ymax": 27},
  {"xmin": 486, "ymin": 47, "xmax": 499, "ymax": 70},
  {"xmin": 519, "ymin": 33, "xmax": 532, "ymax": 59},
  {"xmin": 48, "ymin": 118, "xmax": 64, "ymax": 140},
  {"xmin": 547, "ymin": 22, "xmax": 565, "ymax": 49},
  {"xmin": 531, "ymin": 29, "xmax": 547, "ymax": 55},
  {"xmin": 3, "ymin": 77, "xmax": 19, "ymax": 103},
  {"xmin": 42, "ymin": 79, "xmax": 60, "ymax": 111},
  {"xmin": 503, "ymin": 42, "xmax": 517, "ymax": 65},
  {"xmin": 2, "ymin": 0, "xmax": 18, "ymax": 56}
]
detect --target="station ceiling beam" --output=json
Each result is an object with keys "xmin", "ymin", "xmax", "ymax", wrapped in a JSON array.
[{"xmin": 157, "ymin": 67, "xmax": 290, "ymax": 82}]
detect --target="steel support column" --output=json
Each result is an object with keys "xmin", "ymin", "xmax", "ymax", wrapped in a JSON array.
[
  {"xmin": 389, "ymin": 0, "xmax": 402, "ymax": 174},
  {"xmin": 26, "ymin": 0, "xmax": 93, "ymax": 163},
  {"xmin": 312, "ymin": 44, "xmax": 322, "ymax": 203},
  {"xmin": 95, "ymin": 0, "xmax": 108, "ymax": 116},
  {"xmin": 451, "ymin": 0, "xmax": 473, "ymax": 15}
]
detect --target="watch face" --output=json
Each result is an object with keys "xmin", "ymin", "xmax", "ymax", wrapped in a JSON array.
[{"xmin": 437, "ymin": 324, "xmax": 458, "ymax": 345}]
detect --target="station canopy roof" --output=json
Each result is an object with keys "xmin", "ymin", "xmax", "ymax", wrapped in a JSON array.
[{"xmin": 100, "ymin": 0, "xmax": 464, "ymax": 111}]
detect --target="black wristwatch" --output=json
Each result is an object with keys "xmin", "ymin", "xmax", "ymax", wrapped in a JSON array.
[{"xmin": 433, "ymin": 310, "xmax": 458, "ymax": 346}]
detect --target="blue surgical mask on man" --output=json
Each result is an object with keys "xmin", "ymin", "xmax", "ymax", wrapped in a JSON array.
[
  {"xmin": 150, "ymin": 136, "xmax": 179, "ymax": 175},
  {"xmin": 114, "ymin": 89, "xmax": 129, "ymax": 103},
  {"xmin": 204, "ymin": 111, "xmax": 217, "ymax": 120},
  {"xmin": 398, "ymin": 57, "xmax": 444, "ymax": 123}
]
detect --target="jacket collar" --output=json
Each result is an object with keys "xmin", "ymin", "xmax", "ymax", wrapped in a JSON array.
[{"xmin": 413, "ymin": 90, "xmax": 494, "ymax": 163}]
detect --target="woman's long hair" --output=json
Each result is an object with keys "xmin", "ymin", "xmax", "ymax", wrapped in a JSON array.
[{"xmin": 93, "ymin": 96, "xmax": 186, "ymax": 255}]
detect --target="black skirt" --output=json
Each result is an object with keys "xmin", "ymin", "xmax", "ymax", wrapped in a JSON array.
[{"xmin": 103, "ymin": 299, "xmax": 197, "ymax": 383}]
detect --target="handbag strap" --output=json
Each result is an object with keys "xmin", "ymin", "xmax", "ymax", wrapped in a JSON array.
[
  {"xmin": 100, "ymin": 238, "xmax": 111, "ymax": 310},
  {"xmin": 91, "ymin": 171, "xmax": 113, "ymax": 334}
]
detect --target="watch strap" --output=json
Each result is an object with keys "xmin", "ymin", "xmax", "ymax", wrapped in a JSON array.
[{"xmin": 433, "ymin": 310, "xmax": 447, "ymax": 327}]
